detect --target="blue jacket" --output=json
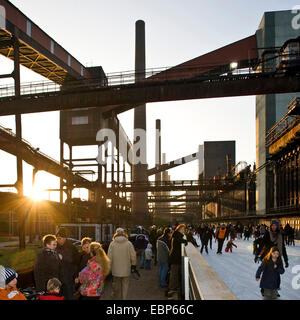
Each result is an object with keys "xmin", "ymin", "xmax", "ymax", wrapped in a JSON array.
[{"xmin": 256, "ymin": 261, "xmax": 284, "ymax": 290}]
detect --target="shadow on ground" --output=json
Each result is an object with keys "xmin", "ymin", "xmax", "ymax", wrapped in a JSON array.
[{"xmin": 102, "ymin": 264, "xmax": 167, "ymax": 300}]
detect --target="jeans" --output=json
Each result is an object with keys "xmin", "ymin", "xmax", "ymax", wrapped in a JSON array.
[
  {"xmin": 158, "ymin": 262, "xmax": 169, "ymax": 286},
  {"xmin": 139, "ymin": 249, "xmax": 145, "ymax": 268},
  {"xmin": 145, "ymin": 259, "xmax": 151, "ymax": 269}
]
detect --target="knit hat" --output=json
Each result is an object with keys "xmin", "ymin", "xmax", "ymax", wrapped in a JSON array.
[
  {"xmin": 116, "ymin": 227, "xmax": 124, "ymax": 234},
  {"xmin": 0, "ymin": 265, "xmax": 5, "ymax": 289},
  {"xmin": 3, "ymin": 267, "xmax": 18, "ymax": 285},
  {"xmin": 271, "ymin": 220, "xmax": 279, "ymax": 228}
]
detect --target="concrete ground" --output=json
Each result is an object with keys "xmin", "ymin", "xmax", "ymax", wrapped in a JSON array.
[{"xmin": 101, "ymin": 263, "xmax": 168, "ymax": 300}]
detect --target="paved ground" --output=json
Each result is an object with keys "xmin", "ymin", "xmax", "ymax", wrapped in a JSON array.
[{"xmin": 102, "ymin": 262, "xmax": 168, "ymax": 300}]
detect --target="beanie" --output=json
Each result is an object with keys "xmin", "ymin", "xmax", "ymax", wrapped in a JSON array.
[
  {"xmin": 271, "ymin": 220, "xmax": 279, "ymax": 228},
  {"xmin": 4, "ymin": 268, "xmax": 18, "ymax": 285},
  {"xmin": 116, "ymin": 227, "xmax": 124, "ymax": 234}
]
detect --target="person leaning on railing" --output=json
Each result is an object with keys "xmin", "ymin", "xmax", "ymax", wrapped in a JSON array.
[{"xmin": 167, "ymin": 224, "xmax": 188, "ymax": 299}]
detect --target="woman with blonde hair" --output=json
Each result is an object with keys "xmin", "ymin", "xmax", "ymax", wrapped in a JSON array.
[{"xmin": 78, "ymin": 242, "xmax": 110, "ymax": 300}]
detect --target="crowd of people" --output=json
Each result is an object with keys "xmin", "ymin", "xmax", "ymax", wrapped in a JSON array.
[{"xmin": 0, "ymin": 219, "xmax": 297, "ymax": 300}]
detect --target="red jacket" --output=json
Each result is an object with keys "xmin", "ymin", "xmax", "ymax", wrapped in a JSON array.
[{"xmin": 38, "ymin": 292, "xmax": 64, "ymax": 300}]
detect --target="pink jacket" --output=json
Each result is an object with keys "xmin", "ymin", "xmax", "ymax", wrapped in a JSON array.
[{"xmin": 79, "ymin": 256, "xmax": 104, "ymax": 297}]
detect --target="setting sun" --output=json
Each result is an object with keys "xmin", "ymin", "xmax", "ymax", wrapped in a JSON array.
[{"xmin": 27, "ymin": 187, "xmax": 44, "ymax": 201}]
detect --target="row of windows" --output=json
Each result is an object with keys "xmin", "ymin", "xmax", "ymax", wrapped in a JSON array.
[{"xmin": 26, "ymin": 20, "xmax": 84, "ymax": 76}]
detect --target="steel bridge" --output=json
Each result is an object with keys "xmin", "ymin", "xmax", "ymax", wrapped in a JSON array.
[{"xmin": 0, "ymin": 68, "xmax": 299, "ymax": 116}]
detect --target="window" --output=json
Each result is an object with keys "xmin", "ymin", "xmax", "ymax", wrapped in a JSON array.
[
  {"xmin": 68, "ymin": 55, "xmax": 71, "ymax": 66},
  {"xmin": 72, "ymin": 116, "xmax": 88, "ymax": 125},
  {"xmin": 26, "ymin": 20, "xmax": 31, "ymax": 37},
  {"xmin": 50, "ymin": 40, "xmax": 55, "ymax": 54}
]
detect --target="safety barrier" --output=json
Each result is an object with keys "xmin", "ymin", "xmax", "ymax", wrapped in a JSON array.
[{"xmin": 182, "ymin": 243, "xmax": 238, "ymax": 300}]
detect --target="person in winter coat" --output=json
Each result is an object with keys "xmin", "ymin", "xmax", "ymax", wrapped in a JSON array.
[
  {"xmin": 215, "ymin": 224, "xmax": 227, "ymax": 254},
  {"xmin": 38, "ymin": 278, "xmax": 64, "ymax": 300},
  {"xmin": 167, "ymin": 224, "xmax": 188, "ymax": 298},
  {"xmin": 77, "ymin": 237, "xmax": 92, "ymax": 273},
  {"xmin": 34, "ymin": 234, "xmax": 62, "ymax": 292},
  {"xmin": 79, "ymin": 242, "xmax": 110, "ymax": 300},
  {"xmin": 255, "ymin": 246, "xmax": 285, "ymax": 299},
  {"xmin": 56, "ymin": 228, "xmax": 80, "ymax": 300},
  {"xmin": 135, "ymin": 232, "xmax": 148, "ymax": 269},
  {"xmin": 253, "ymin": 225, "xmax": 266, "ymax": 258},
  {"xmin": 145, "ymin": 243, "xmax": 153, "ymax": 270},
  {"xmin": 200, "ymin": 225, "xmax": 210, "ymax": 254},
  {"xmin": 225, "ymin": 239, "xmax": 237, "ymax": 253},
  {"xmin": 255, "ymin": 220, "xmax": 289, "ymax": 268},
  {"xmin": 157, "ymin": 228, "xmax": 171, "ymax": 287},
  {"xmin": 149, "ymin": 226, "xmax": 158, "ymax": 266},
  {"xmin": 186, "ymin": 229, "xmax": 199, "ymax": 247},
  {"xmin": 0, "ymin": 266, "xmax": 27, "ymax": 300},
  {"xmin": 74, "ymin": 237, "xmax": 92, "ymax": 291},
  {"xmin": 107, "ymin": 228, "xmax": 137, "ymax": 300}
]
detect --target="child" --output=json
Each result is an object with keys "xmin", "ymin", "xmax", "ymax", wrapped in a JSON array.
[
  {"xmin": 38, "ymin": 278, "xmax": 64, "ymax": 300},
  {"xmin": 225, "ymin": 239, "xmax": 237, "ymax": 253},
  {"xmin": 255, "ymin": 246, "xmax": 285, "ymax": 299},
  {"xmin": 0, "ymin": 266, "xmax": 27, "ymax": 300},
  {"xmin": 145, "ymin": 243, "xmax": 153, "ymax": 270}
]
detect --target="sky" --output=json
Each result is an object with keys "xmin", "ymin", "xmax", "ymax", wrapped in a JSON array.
[{"xmin": 0, "ymin": 0, "xmax": 298, "ymax": 201}]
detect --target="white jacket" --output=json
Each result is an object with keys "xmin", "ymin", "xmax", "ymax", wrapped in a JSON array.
[{"xmin": 145, "ymin": 243, "xmax": 153, "ymax": 260}]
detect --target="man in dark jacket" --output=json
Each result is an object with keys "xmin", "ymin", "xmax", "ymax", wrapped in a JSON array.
[
  {"xmin": 168, "ymin": 224, "xmax": 188, "ymax": 298},
  {"xmin": 157, "ymin": 228, "xmax": 171, "ymax": 287},
  {"xmin": 135, "ymin": 231, "xmax": 148, "ymax": 269},
  {"xmin": 56, "ymin": 228, "xmax": 80, "ymax": 300},
  {"xmin": 34, "ymin": 234, "xmax": 61, "ymax": 292},
  {"xmin": 200, "ymin": 225, "xmax": 210, "ymax": 254},
  {"xmin": 149, "ymin": 226, "xmax": 158, "ymax": 266}
]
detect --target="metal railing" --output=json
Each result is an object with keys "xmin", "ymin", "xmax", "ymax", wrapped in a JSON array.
[
  {"xmin": 266, "ymin": 97, "xmax": 300, "ymax": 147},
  {"xmin": 0, "ymin": 63, "xmax": 269, "ymax": 99}
]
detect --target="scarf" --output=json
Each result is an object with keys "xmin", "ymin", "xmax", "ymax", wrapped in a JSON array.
[
  {"xmin": 269, "ymin": 231, "xmax": 283, "ymax": 256},
  {"xmin": 44, "ymin": 248, "xmax": 59, "ymax": 260}
]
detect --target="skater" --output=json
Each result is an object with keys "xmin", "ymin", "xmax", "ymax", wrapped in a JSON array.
[
  {"xmin": 215, "ymin": 224, "xmax": 227, "ymax": 254},
  {"xmin": 255, "ymin": 220, "xmax": 289, "ymax": 268},
  {"xmin": 225, "ymin": 239, "xmax": 237, "ymax": 253},
  {"xmin": 200, "ymin": 225, "xmax": 210, "ymax": 254},
  {"xmin": 255, "ymin": 246, "xmax": 285, "ymax": 299}
]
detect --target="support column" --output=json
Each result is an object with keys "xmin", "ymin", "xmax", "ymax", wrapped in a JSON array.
[
  {"xmin": 132, "ymin": 20, "xmax": 149, "ymax": 226},
  {"xmin": 60, "ymin": 140, "xmax": 64, "ymax": 203},
  {"xmin": 29, "ymin": 168, "xmax": 38, "ymax": 243},
  {"xmin": 13, "ymin": 33, "xmax": 26, "ymax": 249}
]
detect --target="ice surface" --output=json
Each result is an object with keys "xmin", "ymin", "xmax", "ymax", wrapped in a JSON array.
[{"xmin": 194, "ymin": 236, "xmax": 300, "ymax": 300}]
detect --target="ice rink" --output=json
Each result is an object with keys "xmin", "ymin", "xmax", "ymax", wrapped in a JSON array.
[{"xmin": 195, "ymin": 237, "xmax": 300, "ymax": 300}]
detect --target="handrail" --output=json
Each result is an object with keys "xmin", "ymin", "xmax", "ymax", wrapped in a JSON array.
[{"xmin": 183, "ymin": 243, "xmax": 238, "ymax": 300}]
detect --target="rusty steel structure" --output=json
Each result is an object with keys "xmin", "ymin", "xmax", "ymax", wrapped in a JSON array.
[{"xmin": 0, "ymin": 0, "xmax": 300, "ymax": 239}]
